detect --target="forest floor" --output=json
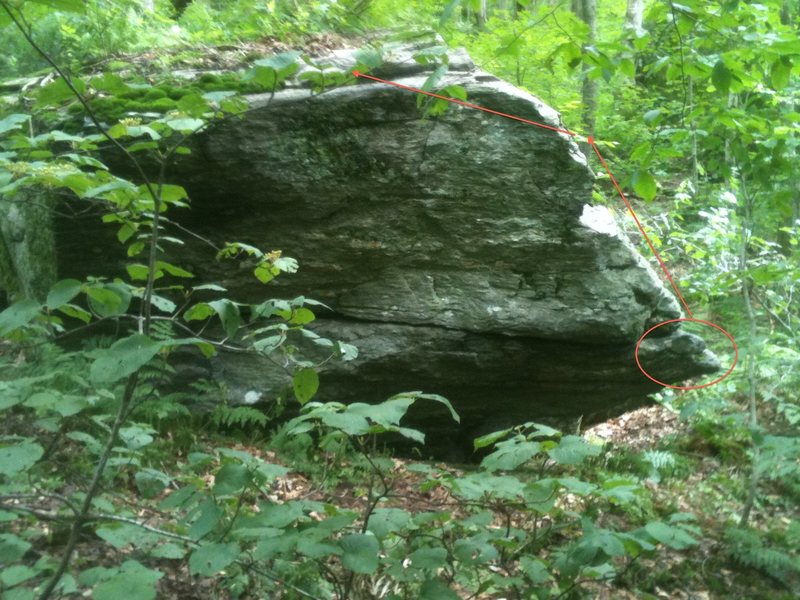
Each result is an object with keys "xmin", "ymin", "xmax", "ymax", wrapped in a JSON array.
[
  {"xmin": 152, "ymin": 404, "xmax": 795, "ymax": 599},
  {"xmin": 13, "ymin": 402, "xmax": 796, "ymax": 599}
]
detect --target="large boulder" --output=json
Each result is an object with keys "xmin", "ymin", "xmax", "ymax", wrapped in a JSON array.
[{"xmin": 55, "ymin": 40, "xmax": 718, "ymax": 455}]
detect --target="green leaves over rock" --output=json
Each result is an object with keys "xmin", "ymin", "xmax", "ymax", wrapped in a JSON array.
[
  {"xmin": 89, "ymin": 334, "xmax": 162, "ymax": 384},
  {"xmin": 293, "ymin": 368, "xmax": 319, "ymax": 405}
]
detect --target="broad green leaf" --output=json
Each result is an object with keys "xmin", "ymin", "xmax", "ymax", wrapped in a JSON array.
[
  {"xmin": 0, "ymin": 114, "xmax": 30, "ymax": 135},
  {"xmin": 253, "ymin": 334, "xmax": 284, "ymax": 353},
  {"xmin": 254, "ymin": 261, "xmax": 279, "ymax": 283},
  {"xmin": 117, "ymin": 223, "xmax": 137, "ymax": 243},
  {"xmin": 254, "ymin": 531, "xmax": 299, "ymax": 559},
  {"xmin": 78, "ymin": 566, "xmax": 115, "ymax": 587},
  {"xmin": 128, "ymin": 241, "xmax": 145, "ymax": 256},
  {"xmin": 126, "ymin": 264, "xmax": 151, "ymax": 281},
  {"xmin": 90, "ymin": 72, "xmax": 129, "ymax": 94},
  {"xmin": 24, "ymin": 391, "xmax": 86, "ymax": 417},
  {"xmin": 93, "ymin": 561, "xmax": 162, "ymax": 600},
  {"xmin": 209, "ymin": 299, "xmax": 240, "ymax": 338},
  {"xmin": 107, "ymin": 123, "xmax": 128, "ymax": 139},
  {"xmin": 443, "ymin": 84, "xmax": 467, "ymax": 101},
  {"xmin": 247, "ymin": 66, "xmax": 277, "ymax": 89},
  {"xmin": 547, "ymin": 435, "xmax": 601, "ymax": 465},
  {"xmin": 202, "ymin": 91, "xmax": 236, "ymax": 103},
  {"xmin": 149, "ymin": 543, "xmax": 186, "ymax": 559},
  {"xmin": 618, "ymin": 58, "xmax": 636, "ymax": 78},
  {"xmin": 150, "ymin": 294, "xmax": 177, "ymax": 313},
  {"xmin": 189, "ymin": 498, "xmax": 222, "ymax": 540},
  {"xmin": 0, "ymin": 533, "xmax": 32, "ymax": 562},
  {"xmin": 557, "ymin": 477, "xmax": 598, "ymax": 495},
  {"xmin": 135, "ymin": 469, "xmax": 171, "ymax": 499},
  {"xmin": 771, "ymin": 57, "xmax": 792, "ymax": 90},
  {"xmin": 711, "ymin": 59, "xmax": 732, "ymax": 93},
  {"xmin": 95, "ymin": 523, "xmax": 158, "ymax": 549},
  {"xmin": 36, "ymin": 77, "xmax": 84, "ymax": 106},
  {"xmin": 367, "ymin": 508, "xmax": 411, "ymax": 539},
  {"xmin": 0, "ymin": 441, "xmax": 44, "ymax": 476},
  {"xmin": 254, "ymin": 51, "xmax": 301, "ymax": 80},
  {"xmin": 354, "ymin": 47, "xmax": 383, "ymax": 70},
  {"xmin": 289, "ymin": 307, "xmax": 315, "ymax": 325},
  {"xmin": 420, "ymin": 579, "xmax": 459, "ymax": 600},
  {"xmin": 644, "ymin": 521, "xmax": 697, "ymax": 549},
  {"xmin": 159, "ymin": 484, "xmax": 199, "ymax": 510},
  {"xmin": 348, "ymin": 397, "xmax": 413, "ymax": 428},
  {"xmin": 581, "ymin": 523, "xmax": 626, "ymax": 557},
  {"xmin": 631, "ymin": 169, "xmax": 657, "ymax": 201},
  {"xmin": 66, "ymin": 431, "xmax": 102, "ymax": 454},
  {"xmin": 417, "ymin": 63, "xmax": 448, "ymax": 108},
  {"xmin": 158, "ymin": 184, "xmax": 189, "ymax": 204},
  {"xmin": 156, "ymin": 261, "xmax": 193, "ymax": 278},
  {"xmin": 184, "ymin": 302, "xmax": 215, "ymax": 321},
  {"xmin": 58, "ymin": 303, "xmax": 92, "ymax": 323},
  {"xmin": 0, "ymin": 564, "xmax": 37, "ymax": 587},
  {"xmin": 60, "ymin": 172, "xmax": 94, "ymax": 195},
  {"xmin": 409, "ymin": 547, "xmax": 447, "ymax": 570},
  {"xmin": 337, "ymin": 341, "xmax": 359, "ymax": 361},
  {"xmin": 273, "ymin": 256, "xmax": 298, "ymax": 273},
  {"xmin": 296, "ymin": 537, "xmax": 341, "ymax": 559},
  {"xmin": 119, "ymin": 424, "xmax": 155, "ymax": 450},
  {"xmin": 164, "ymin": 118, "xmax": 204, "ymax": 133},
  {"xmin": 89, "ymin": 334, "xmax": 162, "ymax": 384},
  {"xmin": 0, "ymin": 299, "xmax": 41, "ymax": 335},
  {"xmin": 84, "ymin": 180, "xmax": 135, "ymax": 199},
  {"xmin": 177, "ymin": 93, "xmax": 210, "ymax": 117},
  {"xmin": 86, "ymin": 284, "xmax": 131, "ymax": 317},
  {"xmin": 415, "ymin": 392, "xmax": 460, "ymax": 423},
  {"xmin": 473, "ymin": 427, "xmax": 512, "ymax": 450},
  {"xmin": 293, "ymin": 368, "xmax": 319, "ymax": 405},
  {"xmin": 481, "ymin": 438, "xmax": 540, "ymax": 472},
  {"xmin": 643, "ymin": 109, "xmax": 661, "ymax": 124},
  {"xmin": 214, "ymin": 463, "xmax": 251, "ymax": 496},
  {"xmin": 340, "ymin": 533, "xmax": 379, "ymax": 574},
  {"xmin": 189, "ymin": 543, "xmax": 239, "ymax": 576},
  {"xmin": 394, "ymin": 426, "xmax": 425, "ymax": 443},
  {"xmin": 453, "ymin": 535, "xmax": 499, "ymax": 565},
  {"xmin": 519, "ymin": 556, "xmax": 552, "ymax": 584},
  {"xmin": 600, "ymin": 477, "xmax": 640, "ymax": 504}
]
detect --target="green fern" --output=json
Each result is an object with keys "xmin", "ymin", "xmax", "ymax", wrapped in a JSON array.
[
  {"xmin": 642, "ymin": 450, "xmax": 676, "ymax": 482},
  {"xmin": 725, "ymin": 527, "xmax": 800, "ymax": 581},
  {"xmin": 210, "ymin": 404, "xmax": 269, "ymax": 429},
  {"xmin": 132, "ymin": 392, "xmax": 191, "ymax": 424}
]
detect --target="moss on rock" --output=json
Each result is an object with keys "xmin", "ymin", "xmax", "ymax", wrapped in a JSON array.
[{"xmin": 0, "ymin": 187, "xmax": 56, "ymax": 303}]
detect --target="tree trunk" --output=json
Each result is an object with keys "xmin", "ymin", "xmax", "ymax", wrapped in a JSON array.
[
  {"xmin": 624, "ymin": 0, "xmax": 644, "ymax": 36},
  {"xmin": 477, "ymin": 0, "xmax": 489, "ymax": 29},
  {"xmin": 573, "ymin": 0, "xmax": 598, "ymax": 133}
]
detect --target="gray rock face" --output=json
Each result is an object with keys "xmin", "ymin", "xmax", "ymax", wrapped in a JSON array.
[{"xmin": 57, "ymin": 41, "xmax": 718, "ymax": 456}]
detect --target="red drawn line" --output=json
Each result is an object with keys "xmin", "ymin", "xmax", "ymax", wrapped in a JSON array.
[
  {"xmin": 352, "ymin": 70, "xmax": 694, "ymax": 317},
  {"xmin": 352, "ymin": 70, "xmax": 576, "ymax": 136},
  {"xmin": 588, "ymin": 142, "xmax": 693, "ymax": 316}
]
